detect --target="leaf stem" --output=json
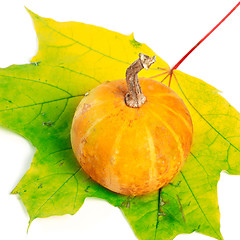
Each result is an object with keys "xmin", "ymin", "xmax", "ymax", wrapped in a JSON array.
[{"xmin": 172, "ymin": 1, "xmax": 240, "ymax": 70}]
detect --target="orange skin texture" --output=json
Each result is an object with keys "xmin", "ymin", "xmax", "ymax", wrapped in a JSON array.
[{"xmin": 71, "ymin": 78, "xmax": 193, "ymax": 196}]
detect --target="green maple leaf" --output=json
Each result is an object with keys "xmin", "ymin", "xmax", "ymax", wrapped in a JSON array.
[{"xmin": 1, "ymin": 9, "xmax": 239, "ymax": 240}]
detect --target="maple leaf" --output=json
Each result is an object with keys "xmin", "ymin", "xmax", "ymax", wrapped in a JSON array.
[{"xmin": 0, "ymin": 8, "xmax": 239, "ymax": 240}]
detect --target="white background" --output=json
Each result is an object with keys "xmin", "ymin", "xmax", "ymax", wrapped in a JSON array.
[{"xmin": 0, "ymin": 0, "xmax": 240, "ymax": 239}]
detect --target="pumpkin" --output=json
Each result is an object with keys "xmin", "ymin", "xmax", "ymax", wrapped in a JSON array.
[{"xmin": 71, "ymin": 54, "xmax": 193, "ymax": 196}]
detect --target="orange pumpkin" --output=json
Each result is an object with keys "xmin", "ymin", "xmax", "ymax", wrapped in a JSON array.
[{"xmin": 71, "ymin": 54, "xmax": 193, "ymax": 196}]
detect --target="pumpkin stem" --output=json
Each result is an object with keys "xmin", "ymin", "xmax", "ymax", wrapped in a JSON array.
[{"xmin": 125, "ymin": 53, "xmax": 156, "ymax": 108}]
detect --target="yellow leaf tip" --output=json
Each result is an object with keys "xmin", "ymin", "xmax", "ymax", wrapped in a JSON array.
[
  {"xmin": 129, "ymin": 32, "xmax": 135, "ymax": 39},
  {"xmin": 10, "ymin": 188, "xmax": 18, "ymax": 195},
  {"xmin": 129, "ymin": 33, "xmax": 143, "ymax": 49},
  {"xmin": 24, "ymin": 7, "xmax": 41, "ymax": 21},
  {"xmin": 24, "ymin": 6, "xmax": 34, "ymax": 16}
]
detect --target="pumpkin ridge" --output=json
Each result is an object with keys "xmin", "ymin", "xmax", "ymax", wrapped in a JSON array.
[
  {"xmin": 104, "ymin": 118, "xmax": 129, "ymax": 192},
  {"xmin": 146, "ymin": 92, "xmax": 179, "ymax": 99},
  {"xmin": 110, "ymin": 119, "xmax": 129, "ymax": 166},
  {"xmin": 151, "ymin": 99, "xmax": 192, "ymax": 132},
  {"xmin": 83, "ymin": 114, "xmax": 110, "ymax": 141},
  {"xmin": 145, "ymin": 127, "xmax": 158, "ymax": 184},
  {"xmin": 148, "ymin": 108, "xmax": 185, "ymax": 163}
]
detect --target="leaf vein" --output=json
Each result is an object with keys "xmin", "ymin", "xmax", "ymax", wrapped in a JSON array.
[
  {"xmin": 0, "ymin": 94, "xmax": 83, "ymax": 113},
  {"xmin": 26, "ymin": 103, "xmax": 43, "ymax": 125},
  {"xmin": 14, "ymin": 172, "xmax": 78, "ymax": 193},
  {"xmin": 73, "ymin": 175, "xmax": 79, "ymax": 211},
  {"xmin": 0, "ymin": 74, "xmax": 72, "ymax": 97},
  {"xmin": 36, "ymin": 17, "xmax": 130, "ymax": 65},
  {"xmin": 52, "ymin": 99, "xmax": 69, "ymax": 125},
  {"xmin": 174, "ymin": 73, "xmax": 240, "ymax": 153},
  {"xmin": 46, "ymin": 64, "xmax": 101, "ymax": 83},
  {"xmin": 190, "ymin": 152, "xmax": 212, "ymax": 189},
  {"xmin": 154, "ymin": 189, "xmax": 162, "ymax": 240},
  {"xmin": 180, "ymin": 171, "xmax": 221, "ymax": 239},
  {"xmin": 31, "ymin": 168, "xmax": 81, "ymax": 220}
]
